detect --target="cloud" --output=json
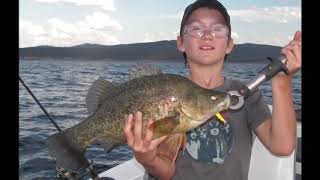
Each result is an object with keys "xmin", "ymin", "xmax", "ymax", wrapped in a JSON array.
[
  {"xmin": 35, "ymin": 0, "xmax": 116, "ymax": 11},
  {"xmin": 161, "ymin": 6, "xmax": 300, "ymax": 24},
  {"xmin": 276, "ymin": 0, "xmax": 289, "ymax": 3},
  {"xmin": 19, "ymin": 11, "xmax": 122, "ymax": 47},
  {"xmin": 142, "ymin": 32, "xmax": 176, "ymax": 43},
  {"xmin": 261, "ymin": 36, "xmax": 284, "ymax": 46},
  {"xmin": 79, "ymin": 12, "xmax": 122, "ymax": 31},
  {"xmin": 229, "ymin": 6, "xmax": 301, "ymax": 24},
  {"xmin": 160, "ymin": 10, "xmax": 184, "ymax": 20},
  {"xmin": 20, "ymin": 19, "xmax": 46, "ymax": 36},
  {"xmin": 231, "ymin": 31, "xmax": 239, "ymax": 40},
  {"xmin": 19, "ymin": 19, "xmax": 49, "ymax": 47}
]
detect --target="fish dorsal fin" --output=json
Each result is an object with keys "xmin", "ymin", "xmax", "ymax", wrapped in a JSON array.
[
  {"xmin": 128, "ymin": 63, "xmax": 162, "ymax": 80},
  {"xmin": 85, "ymin": 79, "xmax": 114, "ymax": 113}
]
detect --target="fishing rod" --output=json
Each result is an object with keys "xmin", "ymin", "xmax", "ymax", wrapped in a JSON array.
[{"xmin": 19, "ymin": 75, "xmax": 102, "ymax": 180}]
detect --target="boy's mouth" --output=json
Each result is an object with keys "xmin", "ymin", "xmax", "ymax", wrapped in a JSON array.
[{"xmin": 199, "ymin": 45, "xmax": 215, "ymax": 50}]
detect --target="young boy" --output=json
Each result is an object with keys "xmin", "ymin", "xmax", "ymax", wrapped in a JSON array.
[{"xmin": 123, "ymin": 0, "xmax": 301, "ymax": 179}]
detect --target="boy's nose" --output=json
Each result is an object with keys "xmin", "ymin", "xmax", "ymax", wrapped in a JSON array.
[{"xmin": 201, "ymin": 30, "xmax": 215, "ymax": 40}]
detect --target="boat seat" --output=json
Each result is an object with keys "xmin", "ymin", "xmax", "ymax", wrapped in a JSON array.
[
  {"xmin": 248, "ymin": 133, "xmax": 296, "ymax": 180},
  {"xmin": 248, "ymin": 105, "xmax": 296, "ymax": 180}
]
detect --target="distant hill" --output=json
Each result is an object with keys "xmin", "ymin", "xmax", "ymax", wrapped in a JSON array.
[{"xmin": 19, "ymin": 40, "xmax": 282, "ymax": 63}]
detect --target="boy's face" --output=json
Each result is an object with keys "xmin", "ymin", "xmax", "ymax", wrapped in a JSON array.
[{"xmin": 177, "ymin": 7, "xmax": 233, "ymax": 66}]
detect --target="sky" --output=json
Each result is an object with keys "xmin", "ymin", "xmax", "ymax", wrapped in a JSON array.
[{"xmin": 19, "ymin": 0, "xmax": 301, "ymax": 48}]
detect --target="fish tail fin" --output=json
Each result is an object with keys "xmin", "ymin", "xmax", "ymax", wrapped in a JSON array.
[{"xmin": 47, "ymin": 131, "xmax": 90, "ymax": 173}]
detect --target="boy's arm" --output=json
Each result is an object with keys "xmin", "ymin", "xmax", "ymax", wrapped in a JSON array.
[
  {"xmin": 255, "ymin": 31, "xmax": 301, "ymax": 156},
  {"xmin": 255, "ymin": 76, "xmax": 296, "ymax": 155}
]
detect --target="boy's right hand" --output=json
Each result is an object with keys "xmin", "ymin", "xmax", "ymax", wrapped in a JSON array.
[{"xmin": 123, "ymin": 111, "xmax": 168, "ymax": 166}]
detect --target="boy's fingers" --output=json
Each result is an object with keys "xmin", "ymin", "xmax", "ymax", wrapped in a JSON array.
[
  {"xmin": 150, "ymin": 135, "xmax": 168, "ymax": 149},
  {"xmin": 293, "ymin": 31, "xmax": 301, "ymax": 41},
  {"xmin": 123, "ymin": 114, "xmax": 134, "ymax": 146},
  {"xmin": 133, "ymin": 111, "xmax": 143, "ymax": 144},
  {"xmin": 143, "ymin": 118, "xmax": 154, "ymax": 146}
]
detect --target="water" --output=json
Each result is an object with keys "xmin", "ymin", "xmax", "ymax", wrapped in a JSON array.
[{"xmin": 19, "ymin": 59, "xmax": 301, "ymax": 179}]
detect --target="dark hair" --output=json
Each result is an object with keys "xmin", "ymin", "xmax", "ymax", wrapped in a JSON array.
[{"xmin": 179, "ymin": 0, "xmax": 232, "ymax": 65}]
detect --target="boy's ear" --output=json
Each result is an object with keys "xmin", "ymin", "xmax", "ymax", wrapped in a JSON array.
[
  {"xmin": 176, "ymin": 36, "xmax": 185, "ymax": 52},
  {"xmin": 226, "ymin": 38, "xmax": 234, "ymax": 55}
]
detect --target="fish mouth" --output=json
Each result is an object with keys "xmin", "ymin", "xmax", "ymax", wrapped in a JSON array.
[
  {"xmin": 203, "ymin": 113, "xmax": 215, "ymax": 122},
  {"xmin": 195, "ymin": 113, "xmax": 216, "ymax": 126},
  {"xmin": 214, "ymin": 94, "xmax": 231, "ymax": 112},
  {"xmin": 197, "ymin": 96, "xmax": 231, "ymax": 125},
  {"xmin": 225, "ymin": 94, "xmax": 231, "ymax": 108}
]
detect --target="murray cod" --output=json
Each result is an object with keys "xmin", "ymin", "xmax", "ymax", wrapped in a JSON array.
[{"xmin": 47, "ymin": 65, "xmax": 231, "ymax": 173}]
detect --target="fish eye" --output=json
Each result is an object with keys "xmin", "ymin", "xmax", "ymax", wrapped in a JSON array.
[{"xmin": 210, "ymin": 96, "xmax": 217, "ymax": 101}]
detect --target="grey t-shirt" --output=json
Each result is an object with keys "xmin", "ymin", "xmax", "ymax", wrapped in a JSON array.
[{"xmin": 172, "ymin": 78, "xmax": 271, "ymax": 180}]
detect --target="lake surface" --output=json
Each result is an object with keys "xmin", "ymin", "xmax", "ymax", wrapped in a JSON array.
[{"xmin": 19, "ymin": 59, "xmax": 301, "ymax": 179}]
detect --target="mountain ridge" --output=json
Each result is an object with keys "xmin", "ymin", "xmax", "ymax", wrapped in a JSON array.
[{"xmin": 19, "ymin": 40, "xmax": 282, "ymax": 62}]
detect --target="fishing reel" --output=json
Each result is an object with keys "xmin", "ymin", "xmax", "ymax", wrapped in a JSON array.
[
  {"xmin": 56, "ymin": 166, "xmax": 85, "ymax": 180},
  {"xmin": 56, "ymin": 163, "xmax": 115, "ymax": 180}
]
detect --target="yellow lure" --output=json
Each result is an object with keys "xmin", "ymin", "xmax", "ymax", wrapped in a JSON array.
[{"xmin": 215, "ymin": 112, "xmax": 226, "ymax": 124}]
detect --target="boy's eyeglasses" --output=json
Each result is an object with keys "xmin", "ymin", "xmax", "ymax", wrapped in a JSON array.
[{"xmin": 183, "ymin": 25, "xmax": 229, "ymax": 39}]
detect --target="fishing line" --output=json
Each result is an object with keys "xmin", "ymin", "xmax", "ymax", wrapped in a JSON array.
[
  {"xmin": 19, "ymin": 75, "xmax": 62, "ymax": 132},
  {"xmin": 19, "ymin": 75, "xmax": 103, "ymax": 180}
]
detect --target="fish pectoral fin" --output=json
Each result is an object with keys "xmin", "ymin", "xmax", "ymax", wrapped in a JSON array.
[
  {"xmin": 150, "ymin": 115, "xmax": 180, "ymax": 138},
  {"xmin": 157, "ymin": 133, "xmax": 186, "ymax": 166},
  {"xmin": 86, "ymin": 79, "xmax": 114, "ymax": 113}
]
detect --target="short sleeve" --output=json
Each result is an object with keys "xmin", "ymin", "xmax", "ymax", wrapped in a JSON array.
[{"xmin": 246, "ymin": 89, "xmax": 272, "ymax": 131}]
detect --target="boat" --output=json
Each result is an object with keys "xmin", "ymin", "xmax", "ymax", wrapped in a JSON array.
[{"xmin": 93, "ymin": 105, "xmax": 302, "ymax": 180}]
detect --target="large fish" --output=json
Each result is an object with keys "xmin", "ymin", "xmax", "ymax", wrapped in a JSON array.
[{"xmin": 47, "ymin": 65, "xmax": 231, "ymax": 173}]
